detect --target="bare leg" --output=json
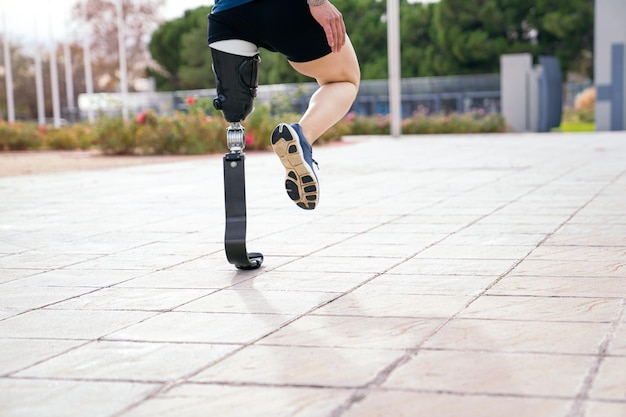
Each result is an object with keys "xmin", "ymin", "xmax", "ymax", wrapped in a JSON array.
[{"xmin": 289, "ymin": 36, "xmax": 360, "ymax": 144}]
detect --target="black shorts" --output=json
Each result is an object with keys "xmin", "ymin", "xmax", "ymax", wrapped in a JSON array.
[{"xmin": 207, "ymin": 0, "xmax": 332, "ymax": 63}]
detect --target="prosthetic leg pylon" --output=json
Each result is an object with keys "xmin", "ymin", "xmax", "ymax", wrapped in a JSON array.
[{"xmin": 211, "ymin": 48, "xmax": 263, "ymax": 269}]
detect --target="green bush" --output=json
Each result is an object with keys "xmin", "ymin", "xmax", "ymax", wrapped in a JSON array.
[
  {"xmin": 403, "ymin": 110, "xmax": 506, "ymax": 134},
  {"xmin": 43, "ymin": 125, "xmax": 94, "ymax": 150},
  {"xmin": 1, "ymin": 106, "xmax": 508, "ymax": 155},
  {"xmin": 94, "ymin": 116, "xmax": 136, "ymax": 155},
  {"xmin": 0, "ymin": 121, "xmax": 42, "ymax": 151}
]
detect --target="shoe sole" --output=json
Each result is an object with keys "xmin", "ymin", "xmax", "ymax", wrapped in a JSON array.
[{"xmin": 271, "ymin": 124, "xmax": 318, "ymax": 210}]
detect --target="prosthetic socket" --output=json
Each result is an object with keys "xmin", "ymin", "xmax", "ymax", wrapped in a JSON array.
[{"xmin": 211, "ymin": 48, "xmax": 260, "ymax": 151}]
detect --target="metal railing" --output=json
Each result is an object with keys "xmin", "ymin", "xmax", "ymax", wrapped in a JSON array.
[{"xmin": 77, "ymin": 74, "xmax": 503, "ymax": 119}]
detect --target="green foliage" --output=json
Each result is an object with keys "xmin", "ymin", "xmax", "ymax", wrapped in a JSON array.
[
  {"xmin": 0, "ymin": 121, "xmax": 95, "ymax": 151},
  {"xmin": 402, "ymin": 110, "xmax": 507, "ymax": 134},
  {"xmin": 433, "ymin": 0, "xmax": 536, "ymax": 75},
  {"xmin": 555, "ymin": 107, "xmax": 595, "ymax": 132},
  {"xmin": 148, "ymin": 6, "xmax": 213, "ymax": 90},
  {"xmin": 147, "ymin": 0, "xmax": 594, "ymax": 87},
  {"xmin": 44, "ymin": 125, "xmax": 94, "ymax": 150},
  {"xmin": 94, "ymin": 111, "xmax": 229, "ymax": 155},
  {"xmin": 1, "ymin": 108, "xmax": 509, "ymax": 155},
  {"xmin": 528, "ymin": 0, "xmax": 594, "ymax": 77},
  {"xmin": 0, "ymin": 122, "xmax": 42, "ymax": 151}
]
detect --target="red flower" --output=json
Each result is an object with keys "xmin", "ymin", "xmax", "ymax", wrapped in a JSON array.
[
  {"xmin": 136, "ymin": 111, "xmax": 148, "ymax": 124},
  {"xmin": 245, "ymin": 134, "xmax": 254, "ymax": 146},
  {"xmin": 186, "ymin": 96, "xmax": 195, "ymax": 105},
  {"xmin": 38, "ymin": 125, "xmax": 46, "ymax": 133}
]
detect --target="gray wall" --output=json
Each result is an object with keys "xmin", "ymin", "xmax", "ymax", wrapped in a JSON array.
[
  {"xmin": 500, "ymin": 54, "xmax": 533, "ymax": 132},
  {"xmin": 595, "ymin": 0, "xmax": 626, "ymax": 131}
]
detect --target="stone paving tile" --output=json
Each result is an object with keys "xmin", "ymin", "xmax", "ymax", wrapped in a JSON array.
[
  {"xmin": 259, "ymin": 315, "xmax": 444, "ymax": 350},
  {"xmin": 512, "ymin": 259, "xmax": 626, "ymax": 278},
  {"xmin": 0, "ymin": 250, "xmax": 92, "ymax": 269},
  {"xmin": 588, "ymin": 356, "xmax": 626, "ymax": 401},
  {"xmin": 0, "ymin": 378, "xmax": 158, "ymax": 417},
  {"xmin": 526, "ymin": 245, "xmax": 626, "ymax": 262},
  {"xmin": 15, "ymin": 340, "xmax": 238, "ymax": 382},
  {"xmin": 311, "ymin": 292, "xmax": 472, "ymax": 318},
  {"xmin": 114, "ymin": 268, "xmax": 252, "ymax": 289},
  {"xmin": 312, "ymin": 241, "xmax": 427, "ymax": 258},
  {"xmin": 191, "ymin": 344, "xmax": 401, "ymax": 387},
  {"xmin": 583, "ymin": 402, "xmax": 626, "ymax": 417},
  {"xmin": 609, "ymin": 317, "xmax": 626, "ymax": 355},
  {"xmin": 458, "ymin": 295, "xmax": 622, "ymax": 322},
  {"xmin": 120, "ymin": 384, "xmax": 351, "ymax": 417},
  {"xmin": 389, "ymin": 257, "xmax": 519, "ymax": 276},
  {"xmin": 231, "ymin": 270, "xmax": 376, "ymax": 293},
  {"xmin": 544, "ymin": 224, "xmax": 626, "ymax": 246},
  {"xmin": 356, "ymin": 273, "xmax": 498, "ymax": 296},
  {"xmin": 0, "ymin": 309, "xmax": 155, "ymax": 339},
  {"xmin": 423, "ymin": 318, "xmax": 611, "ymax": 354},
  {"xmin": 439, "ymin": 231, "xmax": 549, "ymax": 247},
  {"xmin": 274, "ymin": 255, "xmax": 403, "ymax": 274},
  {"xmin": 0, "ymin": 338, "xmax": 86, "ymax": 375},
  {"xmin": 64, "ymin": 253, "xmax": 195, "ymax": 270},
  {"xmin": 9, "ymin": 268, "xmax": 150, "ymax": 288},
  {"xmin": 414, "ymin": 243, "xmax": 534, "ymax": 260},
  {"xmin": 0, "ymin": 269, "xmax": 46, "ymax": 285},
  {"xmin": 340, "ymin": 391, "xmax": 572, "ymax": 417},
  {"xmin": 174, "ymin": 289, "xmax": 338, "ymax": 315},
  {"xmin": 384, "ymin": 349, "xmax": 595, "ymax": 397},
  {"xmin": 0, "ymin": 286, "xmax": 96, "ymax": 319},
  {"xmin": 488, "ymin": 276, "xmax": 626, "ymax": 298},
  {"xmin": 47, "ymin": 287, "xmax": 211, "ymax": 311},
  {"xmin": 105, "ymin": 311, "xmax": 292, "ymax": 344}
]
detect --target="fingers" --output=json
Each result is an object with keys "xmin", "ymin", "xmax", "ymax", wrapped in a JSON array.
[
  {"xmin": 331, "ymin": 16, "xmax": 346, "ymax": 52},
  {"xmin": 310, "ymin": 2, "xmax": 346, "ymax": 53}
]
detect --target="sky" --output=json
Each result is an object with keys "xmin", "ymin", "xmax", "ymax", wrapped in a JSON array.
[{"xmin": 1, "ymin": 0, "xmax": 214, "ymax": 45}]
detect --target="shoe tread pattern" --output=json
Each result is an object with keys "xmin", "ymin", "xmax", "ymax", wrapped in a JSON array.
[{"xmin": 271, "ymin": 124, "xmax": 318, "ymax": 210}]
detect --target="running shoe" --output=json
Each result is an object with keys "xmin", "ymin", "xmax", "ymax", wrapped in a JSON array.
[{"xmin": 271, "ymin": 123, "xmax": 319, "ymax": 210}]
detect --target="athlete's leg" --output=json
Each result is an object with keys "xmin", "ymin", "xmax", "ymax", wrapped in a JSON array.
[{"xmin": 289, "ymin": 36, "xmax": 360, "ymax": 144}]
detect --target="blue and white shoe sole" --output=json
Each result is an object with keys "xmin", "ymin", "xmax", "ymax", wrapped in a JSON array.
[{"xmin": 271, "ymin": 123, "xmax": 319, "ymax": 210}]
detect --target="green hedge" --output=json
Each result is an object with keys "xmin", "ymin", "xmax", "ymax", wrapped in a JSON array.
[{"xmin": 0, "ymin": 105, "xmax": 507, "ymax": 154}]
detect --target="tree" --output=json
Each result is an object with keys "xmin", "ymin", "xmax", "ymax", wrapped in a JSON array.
[
  {"xmin": 400, "ymin": 1, "xmax": 438, "ymax": 77},
  {"xmin": 71, "ymin": 0, "xmax": 164, "ymax": 92},
  {"xmin": 432, "ymin": 0, "xmax": 538, "ymax": 75},
  {"xmin": 529, "ymin": 0, "xmax": 594, "ymax": 77},
  {"xmin": 148, "ymin": 6, "xmax": 211, "ymax": 90},
  {"xmin": 147, "ymin": 0, "xmax": 594, "ymax": 90},
  {"xmin": 432, "ymin": 0, "xmax": 594, "ymax": 78},
  {"xmin": 148, "ymin": 5, "xmax": 310, "ymax": 90}
]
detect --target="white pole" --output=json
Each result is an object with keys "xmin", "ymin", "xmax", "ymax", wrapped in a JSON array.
[
  {"xmin": 2, "ymin": 6, "xmax": 16, "ymax": 123},
  {"xmin": 387, "ymin": 0, "xmax": 402, "ymax": 137},
  {"xmin": 49, "ymin": 43, "xmax": 62, "ymax": 128},
  {"xmin": 63, "ymin": 42, "xmax": 75, "ymax": 122},
  {"xmin": 82, "ymin": 1, "xmax": 95, "ymax": 123},
  {"xmin": 116, "ymin": 0, "xmax": 129, "ymax": 121},
  {"xmin": 48, "ymin": 2, "xmax": 62, "ymax": 128},
  {"xmin": 34, "ymin": 14, "xmax": 46, "ymax": 127},
  {"xmin": 35, "ymin": 47, "xmax": 46, "ymax": 126}
]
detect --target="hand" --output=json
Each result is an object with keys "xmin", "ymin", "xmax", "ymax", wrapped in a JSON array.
[{"xmin": 309, "ymin": 1, "xmax": 346, "ymax": 53}]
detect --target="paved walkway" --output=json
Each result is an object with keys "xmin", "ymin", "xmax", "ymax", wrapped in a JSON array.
[{"xmin": 1, "ymin": 132, "xmax": 625, "ymax": 417}]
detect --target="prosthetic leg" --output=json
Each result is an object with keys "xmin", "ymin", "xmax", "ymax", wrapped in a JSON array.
[{"xmin": 211, "ymin": 46, "xmax": 263, "ymax": 270}]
